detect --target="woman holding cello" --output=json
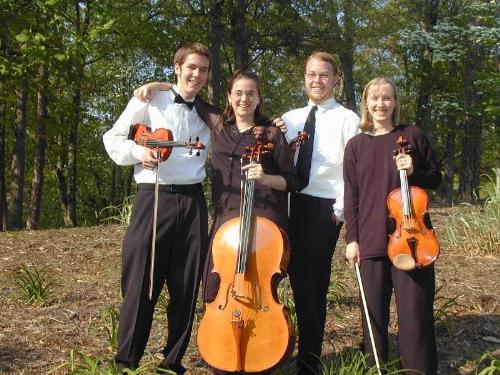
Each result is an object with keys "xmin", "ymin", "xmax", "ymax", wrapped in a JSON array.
[
  {"xmin": 343, "ymin": 77, "xmax": 441, "ymax": 374},
  {"xmin": 198, "ymin": 69, "xmax": 298, "ymax": 374}
]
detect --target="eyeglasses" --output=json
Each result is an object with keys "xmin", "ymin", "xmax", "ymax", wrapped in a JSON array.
[
  {"xmin": 305, "ymin": 72, "xmax": 330, "ymax": 81},
  {"xmin": 232, "ymin": 90, "xmax": 258, "ymax": 99}
]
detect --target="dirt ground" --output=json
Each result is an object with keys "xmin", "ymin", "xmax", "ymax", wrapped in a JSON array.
[{"xmin": 0, "ymin": 207, "xmax": 498, "ymax": 374}]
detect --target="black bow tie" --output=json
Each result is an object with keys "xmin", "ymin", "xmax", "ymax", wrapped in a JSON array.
[{"xmin": 174, "ymin": 93, "xmax": 195, "ymax": 110}]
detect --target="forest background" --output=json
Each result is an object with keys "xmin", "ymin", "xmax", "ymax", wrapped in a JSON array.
[{"xmin": 0, "ymin": 0, "xmax": 498, "ymax": 230}]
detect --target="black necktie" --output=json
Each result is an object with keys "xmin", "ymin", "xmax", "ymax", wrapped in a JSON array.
[
  {"xmin": 296, "ymin": 105, "xmax": 318, "ymax": 189},
  {"xmin": 173, "ymin": 90, "xmax": 194, "ymax": 110}
]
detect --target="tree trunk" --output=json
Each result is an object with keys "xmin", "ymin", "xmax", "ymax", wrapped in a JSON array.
[
  {"xmin": 438, "ymin": 113, "xmax": 457, "ymax": 204},
  {"xmin": 26, "ymin": 65, "xmax": 49, "ymax": 229},
  {"xmin": 67, "ymin": 64, "xmax": 83, "ymax": 227},
  {"xmin": 231, "ymin": 0, "xmax": 249, "ymax": 69},
  {"xmin": 55, "ymin": 131, "xmax": 71, "ymax": 226},
  {"xmin": 339, "ymin": 0, "xmax": 356, "ymax": 111},
  {"xmin": 8, "ymin": 76, "xmax": 29, "ymax": 230},
  {"xmin": 339, "ymin": 51, "xmax": 356, "ymax": 111},
  {"xmin": 437, "ymin": 62, "xmax": 458, "ymax": 204},
  {"xmin": 414, "ymin": 0, "xmax": 439, "ymax": 135},
  {"xmin": 208, "ymin": 0, "xmax": 224, "ymax": 107},
  {"xmin": 459, "ymin": 43, "xmax": 483, "ymax": 201},
  {"xmin": 0, "ymin": 82, "xmax": 7, "ymax": 231}
]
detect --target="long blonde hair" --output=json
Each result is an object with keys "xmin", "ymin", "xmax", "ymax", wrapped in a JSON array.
[{"xmin": 360, "ymin": 77, "xmax": 400, "ymax": 132}]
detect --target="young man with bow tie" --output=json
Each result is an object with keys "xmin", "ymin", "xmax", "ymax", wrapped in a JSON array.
[
  {"xmin": 103, "ymin": 43, "xmax": 212, "ymax": 374},
  {"xmin": 282, "ymin": 52, "xmax": 360, "ymax": 375}
]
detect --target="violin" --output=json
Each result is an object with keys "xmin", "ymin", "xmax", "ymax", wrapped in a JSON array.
[
  {"xmin": 128, "ymin": 123, "xmax": 205, "ymax": 160},
  {"xmin": 387, "ymin": 136, "xmax": 440, "ymax": 271},
  {"xmin": 289, "ymin": 131, "xmax": 309, "ymax": 153},
  {"xmin": 197, "ymin": 127, "xmax": 295, "ymax": 372}
]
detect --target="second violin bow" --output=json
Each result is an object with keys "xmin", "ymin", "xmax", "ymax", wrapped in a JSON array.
[{"xmin": 355, "ymin": 262, "xmax": 382, "ymax": 375}]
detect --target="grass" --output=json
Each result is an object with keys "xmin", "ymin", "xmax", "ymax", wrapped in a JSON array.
[
  {"xmin": 102, "ymin": 305, "xmax": 119, "ymax": 352},
  {"xmin": 434, "ymin": 285, "xmax": 460, "ymax": 335},
  {"xmin": 99, "ymin": 195, "xmax": 135, "ymax": 226},
  {"xmin": 446, "ymin": 168, "xmax": 500, "ymax": 256},
  {"xmin": 154, "ymin": 289, "xmax": 170, "ymax": 321},
  {"xmin": 15, "ymin": 264, "xmax": 54, "ymax": 304},
  {"xmin": 319, "ymin": 349, "xmax": 404, "ymax": 375},
  {"xmin": 476, "ymin": 353, "xmax": 500, "ymax": 375},
  {"xmin": 48, "ymin": 349, "xmax": 162, "ymax": 374}
]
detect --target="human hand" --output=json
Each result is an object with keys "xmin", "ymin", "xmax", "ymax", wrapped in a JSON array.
[
  {"xmin": 241, "ymin": 163, "xmax": 265, "ymax": 181},
  {"xmin": 331, "ymin": 212, "xmax": 342, "ymax": 226},
  {"xmin": 272, "ymin": 117, "xmax": 288, "ymax": 133},
  {"xmin": 394, "ymin": 154, "xmax": 414, "ymax": 175},
  {"xmin": 141, "ymin": 148, "xmax": 160, "ymax": 170},
  {"xmin": 134, "ymin": 82, "xmax": 172, "ymax": 103},
  {"xmin": 345, "ymin": 242, "xmax": 360, "ymax": 270}
]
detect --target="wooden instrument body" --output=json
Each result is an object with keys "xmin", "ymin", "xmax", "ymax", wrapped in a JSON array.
[
  {"xmin": 129, "ymin": 123, "xmax": 205, "ymax": 160},
  {"xmin": 387, "ymin": 183, "xmax": 440, "ymax": 271},
  {"xmin": 197, "ymin": 216, "xmax": 295, "ymax": 372}
]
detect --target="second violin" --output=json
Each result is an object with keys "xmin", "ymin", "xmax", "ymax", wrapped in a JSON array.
[{"xmin": 387, "ymin": 136, "xmax": 440, "ymax": 270}]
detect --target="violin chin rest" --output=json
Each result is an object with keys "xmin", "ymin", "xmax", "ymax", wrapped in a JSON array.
[{"xmin": 392, "ymin": 254, "xmax": 416, "ymax": 271}]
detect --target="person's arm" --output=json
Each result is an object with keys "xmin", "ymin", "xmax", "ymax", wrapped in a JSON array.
[
  {"xmin": 343, "ymin": 140, "xmax": 360, "ymax": 262},
  {"xmin": 243, "ymin": 127, "xmax": 297, "ymax": 191},
  {"xmin": 332, "ymin": 113, "xmax": 361, "ymax": 223},
  {"xmin": 103, "ymin": 97, "xmax": 151, "ymax": 166},
  {"xmin": 134, "ymin": 82, "xmax": 172, "ymax": 102},
  {"xmin": 242, "ymin": 163, "xmax": 287, "ymax": 190},
  {"xmin": 407, "ymin": 127, "xmax": 442, "ymax": 190}
]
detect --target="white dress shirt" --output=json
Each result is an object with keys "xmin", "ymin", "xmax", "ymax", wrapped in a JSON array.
[
  {"xmin": 103, "ymin": 86, "xmax": 211, "ymax": 185},
  {"xmin": 283, "ymin": 97, "xmax": 360, "ymax": 222}
]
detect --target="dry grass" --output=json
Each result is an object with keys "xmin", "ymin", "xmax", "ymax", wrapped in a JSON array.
[{"xmin": 0, "ymin": 207, "xmax": 499, "ymax": 374}]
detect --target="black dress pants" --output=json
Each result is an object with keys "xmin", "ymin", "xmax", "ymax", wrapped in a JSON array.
[
  {"xmin": 288, "ymin": 193, "xmax": 342, "ymax": 375},
  {"xmin": 360, "ymin": 257, "xmax": 437, "ymax": 375},
  {"xmin": 114, "ymin": 185, "xmax": 208, "ymax": 372}
]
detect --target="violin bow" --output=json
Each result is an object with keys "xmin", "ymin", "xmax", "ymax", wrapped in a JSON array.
[
  {"xmin": 355, "ymin": 263, "xmax": 382, "ymax": 375},
  {"xmin": 148, "ymin": 148, "xmax": 161, "ymax": 300}
]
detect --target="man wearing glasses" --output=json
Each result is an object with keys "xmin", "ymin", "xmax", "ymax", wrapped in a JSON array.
[{"xmin": 282, "ymin": 52, "xmax": 359, "ymax": 375}]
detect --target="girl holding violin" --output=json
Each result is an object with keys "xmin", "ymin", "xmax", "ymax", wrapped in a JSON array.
[{"xmin": 343, "ymin": 77, "xmax": 441, "ymax": 374}]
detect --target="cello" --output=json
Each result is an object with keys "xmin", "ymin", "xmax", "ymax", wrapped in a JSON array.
[
  {"xmin": 387, "ymin": 136, "xmax": 440, "ymax": 271},
  {"xmin": 197, "ymin": 128, "xmax": 295, "ymax": 372}
]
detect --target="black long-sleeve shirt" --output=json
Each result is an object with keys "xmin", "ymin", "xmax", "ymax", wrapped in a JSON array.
[
  {"xmin": 194, "ymin": 98, "xmax": 298, "ymax": 232},
  {"xmin": 343, "ymin": 124, "xmax": 441, "ymax": 259}
]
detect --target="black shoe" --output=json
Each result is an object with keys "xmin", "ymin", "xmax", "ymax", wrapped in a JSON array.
[{"xmin": 156, "ymin": 362, "xmax": 186, "ymax": 374}]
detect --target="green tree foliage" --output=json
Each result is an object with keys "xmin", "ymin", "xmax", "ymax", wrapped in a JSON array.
[{"xmin": 0, "ymin": 0, "xmax": 498, "ymax": 229}]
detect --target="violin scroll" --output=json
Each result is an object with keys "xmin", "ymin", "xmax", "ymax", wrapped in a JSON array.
[{"xmin": 290, "ymin": 131, "xmax": 309, "ymax": 153}]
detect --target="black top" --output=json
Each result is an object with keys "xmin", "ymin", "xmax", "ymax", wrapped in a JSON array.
[
  {"xmin": 195, "ymin": 98, "xmax": 298, "ymax": 232},
  {"xmin": 343, "ymin": 125, "xmax": 442, "ymax": 259}
]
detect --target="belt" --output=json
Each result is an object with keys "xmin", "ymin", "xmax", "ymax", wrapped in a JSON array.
[{"xmin": 137, "ymin": 183, "xmax": 203, "ymax": 194}]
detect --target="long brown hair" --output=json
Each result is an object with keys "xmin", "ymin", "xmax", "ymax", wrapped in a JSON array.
[
  {"xmin": 360, "ymin": 77, "xmax": 400, "ymax": 132},
  {"xmin": 221, "ymin": 70, "xmax": 265, "ymax": 126}
]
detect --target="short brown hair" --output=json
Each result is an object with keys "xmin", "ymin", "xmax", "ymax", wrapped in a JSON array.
[
  {"xmin": 360, "ymin": 77, "xmax": 400, "ymax": 132},
  {"xmin": 305, "ymin": 52, "xmax": 338, "ymax": 75},
  {"xmin": 174, "ymin": 43, "xmax": 212, "ymax": 72}
]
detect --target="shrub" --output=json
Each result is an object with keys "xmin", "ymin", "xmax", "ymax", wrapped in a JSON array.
[
  {"xmin": 446, "ymin": 168, "xmax": 500, "ymax": 255},
  {"xmin": 15, "ymin": 264, "xmax": 54, "ymax": 304}
]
